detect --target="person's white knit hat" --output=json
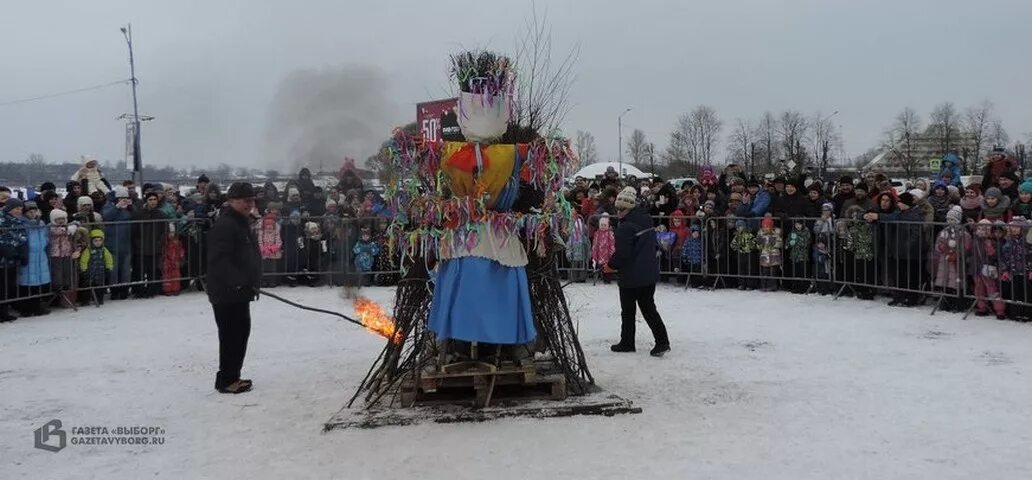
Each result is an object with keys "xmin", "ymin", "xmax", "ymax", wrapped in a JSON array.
[{"xmin": 615, "ymin": 186, "xmax": 638, "ymax": 211}]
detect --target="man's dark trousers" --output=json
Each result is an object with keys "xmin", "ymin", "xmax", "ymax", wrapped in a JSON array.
[
  {"xmin": 213, "ymin": 302, "xmax": 251, "ymax": 389},
  {"xmin": 618, "ymin": 285, "xmax": 669, "ymax": 346}
]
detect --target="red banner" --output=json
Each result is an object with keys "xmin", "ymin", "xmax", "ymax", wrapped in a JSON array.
[{"xmin": 417, "ymin": 98, "xmax": 462, "ymax": 143}]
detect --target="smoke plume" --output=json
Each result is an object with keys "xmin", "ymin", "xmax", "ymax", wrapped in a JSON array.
[{"xmin": 262, "ymin": 65, "xmax": 398, "ymax": 174}]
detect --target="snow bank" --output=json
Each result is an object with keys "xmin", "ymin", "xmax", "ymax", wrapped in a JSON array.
[{"xmin": 2, "ymin": 284, "xmax": 1031, "ymax": 479}]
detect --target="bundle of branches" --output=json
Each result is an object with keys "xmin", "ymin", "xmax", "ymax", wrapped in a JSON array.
[
  {"xmin": 449, "ymin": 50, "xmax": 514, "ymax": 96},
  {"xmin": 525, "ymin": 237, "xmax": 594, "ymax": 395},
  {"xmin": 349, "ymin": 261, "xmax": 437, "ymax": 408}
]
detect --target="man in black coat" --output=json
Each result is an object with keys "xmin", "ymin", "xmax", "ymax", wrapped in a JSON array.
[
  {"xmin": 207, "ymin": 183, "xmax": 262, "ymax": 394},
  {"xmin": 605, "ymin": 187, "xmax": 671, "ymax": 357}
]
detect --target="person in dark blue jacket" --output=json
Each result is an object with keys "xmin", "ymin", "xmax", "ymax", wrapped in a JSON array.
[
  {"xmin": 102, "ymin": 186, "xmax": 134, "ymax": 300},
  {"xmin": 605, "ymin": 187, "xmax": 670, "ymax": 357}
]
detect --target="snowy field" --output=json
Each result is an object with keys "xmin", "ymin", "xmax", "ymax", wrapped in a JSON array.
[{"xmin": 3, "ymin": 283, "xmax": 1032, "ymax": 479}]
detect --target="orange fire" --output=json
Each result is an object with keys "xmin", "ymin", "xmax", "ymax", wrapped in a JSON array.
[{"xmin": 353, "ymin": 297, "xmax": 402, "ymax": 344}]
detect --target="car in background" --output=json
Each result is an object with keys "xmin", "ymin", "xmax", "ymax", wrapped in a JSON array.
[{"xmin": 668, "ymin": 177, "xmax": 698, "ymax": 190}]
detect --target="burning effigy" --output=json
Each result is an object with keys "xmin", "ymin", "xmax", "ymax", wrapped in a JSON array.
[{"xmin": 345, "ymin": 50, "xmax": 598, "ymax": 413}]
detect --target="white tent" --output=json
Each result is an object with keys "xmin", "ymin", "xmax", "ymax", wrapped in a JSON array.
[{"xmin": 572, "ymin": 162, "xmax": 650, "ymax": 179}]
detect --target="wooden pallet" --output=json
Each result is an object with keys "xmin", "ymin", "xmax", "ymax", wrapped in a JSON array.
[
  {"xmin": 325, "ymin": 394, "xmax": 642, "ymax": 430},
  {"xmin": 400, "ymin": 361, "xmax": 567, "ymax": 408}
]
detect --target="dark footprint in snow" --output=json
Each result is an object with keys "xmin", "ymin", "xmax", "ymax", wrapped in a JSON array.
[
  {"xmin": 742, "ymin": 340, "xmax": 771, "ymax": 352},
  {"xmin": 920, "ymin": 329, "xmax": 953, "ymax": 340},
  {"xmin": 980, "ymin": 351, "xmax": 1012, "ymax": 366},
  {"xmin": 700, "ymin": 384, "xmax": 749, "ymax": 405}
]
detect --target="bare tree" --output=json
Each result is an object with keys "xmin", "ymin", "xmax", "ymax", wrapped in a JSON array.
[
  {"xmin": 779, "ymin": 110, "xmax": 809, "ymax": 173},
  {"xmin": 758, "ymin": 111, "xmax": 778, "ymax": 171},
  {"xmin": 626, "ymin": 129, "xmax": 649, "ymax": 167},
  {"xmin": 574, "ymin": 130, "xmax": 598, "ymax": 164},
  {"xmin": 883, "ymin": 107, "xmax": 924, "ymax": 180},
  {"xmin": 664, "ymin": 113, "xmax": 692, "ymax": 164},
  {"xmin": 929, "ymin": 101, "xmax": 961, "ymax": 164},
  {"xmin": 964, "ymin": 99, "xmax": 995, "ymax": 171},
  {"xmin": 809, "ymin": 112, "xmax": 842, "ymax": 179},
  {"xmin": 510, "ymin": 5, "xmax": 579, "ymax": 140},
  {"xmin": 690, "ymin": 105, "xmax": 723, "ymax": 167},
  {"xmin": 988, "ymin": 119, "xmax": 1009, "ymax": 148},
  {"xmin": 26, "ymin": 153, "xmax": 46, "ymax": 186},
  {"xmin": 726, "ymin": 119, "xmax": 754, "ymax": 172}
]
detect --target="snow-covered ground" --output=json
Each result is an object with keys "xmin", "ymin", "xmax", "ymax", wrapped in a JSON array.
[{"xmin": 3, "ymin": 283, "xmax": 1032, "ymax": 479}]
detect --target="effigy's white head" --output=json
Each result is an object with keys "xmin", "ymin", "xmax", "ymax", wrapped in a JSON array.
[
  {"xmin": 457, "ymin": 91, "xmax": 510, "ymax": 142},
  {"xmin": 450, "ymin": 51, "xmax": 514, "ymax": 143}
]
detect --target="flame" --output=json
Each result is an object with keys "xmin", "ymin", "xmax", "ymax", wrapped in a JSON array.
[{"xmin": 353, "ymin": 297, "xmax": 402, "ymax": 344}]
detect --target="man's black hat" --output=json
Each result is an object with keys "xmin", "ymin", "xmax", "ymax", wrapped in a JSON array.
[{"xmin": 226, "ymin": 182, "xmax": 256, "ymax": 199}]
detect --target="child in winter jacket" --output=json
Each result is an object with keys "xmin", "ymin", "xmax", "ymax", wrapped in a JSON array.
[
  {"xmin": 352, "ymin": 226, "xmax": 380, "ymax": 286},
  {"xmin": 932, "ymin": 206, "xmax": 971, "ymax": 312},
  {"xmin": 257, "ymin": 214, "xmax": 283, "ymax": 287},
  {"xmin": 1000, "ymin": 217, "xmax": 1032, "ymax": 320},
  {"xmin": 731, "ymin": 220, "xmax": 757, "ymax": 290},
  {"xmin": 756, "ymin": 216, "xmax": 783, "ymax": 291},
  {"xmin": 969, "ymin": 219, "xmax": 1005, "ymax": 318},
  {"xmin": 786, "ymin": 219, "xmax": 812, "ymax": 293},
  {"xmin": 669, "ymin": 210, "xmax": 690, "ymax": 254},
  {"xmin": 79, "ymin": 229, "xmax": 112, "ymax": 305},
  {"xmin": 592, "ymin": 213, "xmax": 616, "ymax": 283},
  {"xmin": 656, "ymin": 224, "xmax": 677, "ymax": 274},
  {"xmin": 48, "ymin": 209, "xmax": 80, "ymax": 305},
  {"xmin": 681, "ymin": 223, "xmax": 705, "ymax": 287},
  {"xmin": 839, "ymin": 205, "xmax": 876, "ymax": 299},
  {"xmin": 928, "ymin": 181, "xmax": 952, "ymax": 223},
  {"xmin": 565, "ymin": 214, "xmax": 590, "ymax": 283},
  {"xmin": 16, "ymin": 202, "xmax": 51, "ymax": 316},
  {"xmin": 162, "ymin": 225, "xmax": 185, "ymax": 295},
  {"xmin": 301, "ymin": 221, "xmax": 328, "ymax": 286},
  {"xmin": 812, "ymin": 204, "xmax": 836, "ymax": 295}
]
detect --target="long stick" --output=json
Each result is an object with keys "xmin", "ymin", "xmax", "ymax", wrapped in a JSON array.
[{"xmin": 258, "ymin": 289, "xmax": 364, "ymax": 328}]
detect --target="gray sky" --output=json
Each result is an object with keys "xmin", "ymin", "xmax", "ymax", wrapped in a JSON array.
[{"xmin": 1, "ymin": 0, "xmax": 1029, "ymax": 173}]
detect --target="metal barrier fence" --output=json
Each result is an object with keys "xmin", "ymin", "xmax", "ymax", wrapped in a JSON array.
[
  {"xmin": 5, "ymin": 211, "xmax": 1031, "ymax": 321},
  {"xmin": 0, "ymin": 215, "xmax": 401, "ymax": 314},
  {"xmin": 560, "ymin": 214, "xmax": 1032, "ymax": 320}
]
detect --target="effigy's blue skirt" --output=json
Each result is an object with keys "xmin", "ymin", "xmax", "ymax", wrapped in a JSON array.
[{"xmin": 428, "ymin": 257, "xmax": 536, "ymax": 344}]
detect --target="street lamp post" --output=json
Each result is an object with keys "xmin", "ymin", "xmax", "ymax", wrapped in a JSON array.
[
  {"xmin": 618, "ymin": 108, "xmax": 632, "ymax": 177},
  {"xmin": 121, "ymin": 24, "xmax": 142, "ymax": 184}
]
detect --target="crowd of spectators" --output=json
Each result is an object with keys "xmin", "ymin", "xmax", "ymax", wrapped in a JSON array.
[
  {"xmin": 563, "ymin": 150, "xmax": 1032, "ymax": 322},
  {"xmin": 0, "ymin": 160, "xmax": 395, "ymax": 322}
]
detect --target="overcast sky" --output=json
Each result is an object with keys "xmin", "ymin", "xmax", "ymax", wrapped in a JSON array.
[{"xmin": 1, "ymin": 0, "xmax": 1029, "ymax": 174}]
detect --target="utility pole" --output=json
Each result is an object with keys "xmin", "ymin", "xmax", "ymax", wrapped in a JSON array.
[
  {"xmin": 121, "ymin": 24, "xmax": 143, "ymax": 185},
  {"xmin": 618, "ymin": 108, "xmax": 632, "ymax": 177}
]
